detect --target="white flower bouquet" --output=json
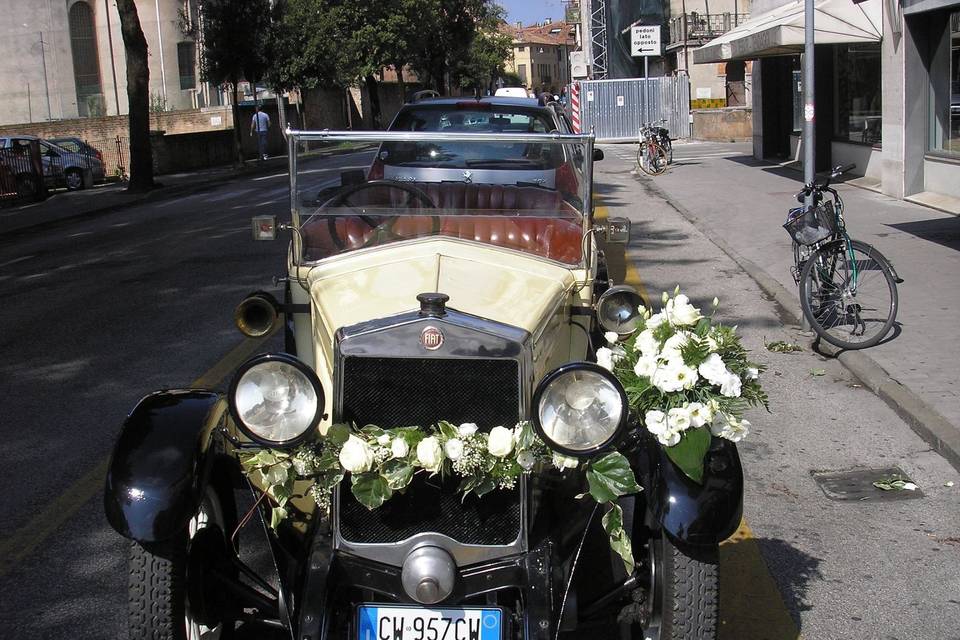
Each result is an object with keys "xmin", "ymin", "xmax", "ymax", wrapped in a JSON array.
[{"xmin": 595, "ymin": 288, "xmax": 767, "ymax": 483}]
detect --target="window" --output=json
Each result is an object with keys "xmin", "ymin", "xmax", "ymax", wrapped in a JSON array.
[
  {"xmin": 518, "ymin": 64, "xmax": 527, "ymax": 83},
  {"xmin": 517, "ymin": 46, "xmax": 526, "ymax": 52},
  {"xmin": 178, "ymin": 42, "xmax": 197, "ymax": 90},
  {"xmin": 68, "ymin": 2, "xmax": 104, "ymax": 117},
  {"xmin": 931, "ymin": 11, "xmax": 960, "ymax": 154},
  {"xmin": 833, "ymin": 44, "xmax": 882, "ymax": 145}
]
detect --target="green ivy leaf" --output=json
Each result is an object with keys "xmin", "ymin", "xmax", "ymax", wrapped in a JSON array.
[
  {"xmin": 268, "ymin": 482, "xmax": 292, "ymax": 507},
  {"xmin": 270, "ymin": 505, "xmax": 287, "ymax": 530},
  {"xmin": 458, "ymin": 473, "xmax": 482, "ymax": 495},
  {"xmin": 265, "ymin": 461, "xmax": 291, "ymax": 485},
  {"xmin": 351, "ymin": 472, "xmax": 393, "ymax": 509},
  {"xmin": 327, "ymin": 423, "xmax": 351, "ymax": 446},
  {"xmin": 602, "ymin": 503, "xmax": 636, "ymax": 574},
  {"xmin": 438, "ymin": 420, "xmax": 459, "ymax": 440},
  {"xmin": 474, "ymin": 478, "xmax": 496, "ymax": 497},
  {"xmin": 316, "ymin": 469, "xmax": 345, "ymax": 490},
  {"xmin": 360, "ymin": 424, "xmax": 386, "ymax": 439},
  {"xmin": 664, "ymin": 427, "xmax": 711, "ymax": 484},
  {"xmin": 515, "ymin": 421, "xmax": 535, "ymax": 451},
  {"xmin": 586, "ymin": 452, "xmax": 642, "ymax": 504},
  {"xmin": 382, "ymin": 459, "xmax": 415, "ymax": 490}
]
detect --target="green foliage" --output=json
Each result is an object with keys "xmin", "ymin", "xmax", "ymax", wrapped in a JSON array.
[
  {"xmin": 199, "ymin": 0, "xmax": 272, "ymax": 86},
  {"xmin": 455, "ymin": 5, "xmax": 513, "ymax": 91},
  {"xmin": 586, "ymin": 452, "xmax": 642, "ymax": 504},
  {"xmin": 602, "ymin": 503, "xmax": 635, "ymax": 574},
  {"xmin": 663, "ymin": 427, "xmax": 712, "ymax": 484},
  {"xmin": 351, "ymin": 472, "xmax": 393, "ymax": 509}
]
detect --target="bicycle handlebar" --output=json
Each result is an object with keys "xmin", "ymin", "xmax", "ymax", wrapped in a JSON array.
[{"xmin": 795, "ymin": 163, "xmax": 856, "ymax": 201}]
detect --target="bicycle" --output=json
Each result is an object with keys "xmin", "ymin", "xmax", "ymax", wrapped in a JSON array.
[
  {"xmin": 636, "ymin": 122, "xmax": 668, "ymax": 176},
  {"xmin": 783, "ymin": 164, "xmax": 901, "ymax": 349}
]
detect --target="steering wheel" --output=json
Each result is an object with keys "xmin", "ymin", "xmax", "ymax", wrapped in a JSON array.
[{"xmin": 320, "ymin": 181, "xmax": 439, "ymax": 250}]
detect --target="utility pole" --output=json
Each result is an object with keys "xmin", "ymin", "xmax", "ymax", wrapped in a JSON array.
[
  {"xmin": 802, "ymin": 0, "xmax": 815, "ymax": 330},
  {"xmin": 105, "ymin": 0, "xmax": 122, "ymax": 114},
  {"xmin": 39, "ymin": 31, "xmax": 52, "ymax": 120}
]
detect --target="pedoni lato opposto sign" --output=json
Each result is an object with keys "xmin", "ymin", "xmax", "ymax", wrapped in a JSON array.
[{"xmin": 631, "ymin": 25, "xmax": 661, "ymax": 57}]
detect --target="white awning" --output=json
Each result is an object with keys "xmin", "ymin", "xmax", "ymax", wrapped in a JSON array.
[{"xmin": 693, "ymin": 0, "xmax": 882, "ymax": 63}]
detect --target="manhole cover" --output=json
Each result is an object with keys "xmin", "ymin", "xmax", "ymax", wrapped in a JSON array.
[{"xmin": 811, "ymin": 467, "xmax": 924, "ymax": 502}]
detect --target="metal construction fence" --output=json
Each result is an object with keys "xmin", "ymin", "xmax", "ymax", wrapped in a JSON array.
[{"xmin": 569, "ymin": 77, "xmax": 691, "ymax": 143}]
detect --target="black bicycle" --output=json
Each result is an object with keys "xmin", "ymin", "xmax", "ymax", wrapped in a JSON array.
[{"xmin": 784, "ymin": 164, "xmax": 901, "ymax": 349}]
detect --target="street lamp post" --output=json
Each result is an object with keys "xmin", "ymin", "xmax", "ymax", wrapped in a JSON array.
[{"xmin": 802, "ymin": 0, "xmax": 815, "ymax": 330}]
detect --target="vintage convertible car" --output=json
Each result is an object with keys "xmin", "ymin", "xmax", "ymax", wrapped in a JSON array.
[{"xmin": 105, "ymin": 129, "xmax": 743, "ymax": 640}]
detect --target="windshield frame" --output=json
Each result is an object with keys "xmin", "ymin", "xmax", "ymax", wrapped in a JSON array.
[{"xmin": 285, "ymin": 128, "xmax": 596, "ymax": 270}]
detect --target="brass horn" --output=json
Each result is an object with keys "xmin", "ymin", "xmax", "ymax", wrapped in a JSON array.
[{"xmin": 234, "ymin": 291, "xmax": 280, "ymax": 338}]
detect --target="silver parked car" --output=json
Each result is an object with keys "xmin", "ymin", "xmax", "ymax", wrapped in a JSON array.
[{"xmin": 0, "ymin": 135, "xmax": 104, "ymax": 191}]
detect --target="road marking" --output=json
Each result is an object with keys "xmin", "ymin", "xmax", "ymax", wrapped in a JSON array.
[
  {"xmin": 0, "ymin": 255, "xmax": 34, "ymax": 268},
  {"xmin": 719, "ymin": 520, "xmax": 803, "ymax": 639},
  {"xmin": 0, "ymin": 329, "xmax": 277, "ymax": 577},
  {"xmin": 205, "ymin": 188, "xmax": 254, "ymax": 202}
]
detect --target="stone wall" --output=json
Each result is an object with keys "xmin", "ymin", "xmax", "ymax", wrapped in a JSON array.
[
  {"xmin": 0, "ymin": 107, "xmax": 234, "ymax": 142},
  {"xmin": 151, "ymin": 130, "xmax": 236, "ymax": 175},
  {"xmin": 691, "ymin": 107, "xmax": 753, "ymax": 142}
]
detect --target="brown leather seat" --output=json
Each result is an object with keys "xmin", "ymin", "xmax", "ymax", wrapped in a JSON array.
[{"xmin": 302, "ymin": 182, "xmax": 583, "ymax": 263}]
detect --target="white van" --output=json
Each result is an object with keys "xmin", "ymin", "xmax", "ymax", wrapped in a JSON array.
[{"xmin": 494, "ymin": 87, "xmax": 531, "ymax": 98}]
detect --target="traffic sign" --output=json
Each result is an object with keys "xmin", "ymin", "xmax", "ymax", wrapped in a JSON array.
[{"xmin": 631, "ymin": 25, "xmax": 661, "ymax": 57}]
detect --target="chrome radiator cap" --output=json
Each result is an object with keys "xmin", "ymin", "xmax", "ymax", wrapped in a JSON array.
[{"xmin": 401, "ymin": 545, "xmax": 457, "ymax": 604}]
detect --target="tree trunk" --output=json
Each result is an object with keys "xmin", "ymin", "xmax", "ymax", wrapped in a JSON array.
[
  {"xmin": 394, "ymin": 62, "xmax": 407, "ymax": 106},
  {"xmin": 231, "ymin": 82, "xmax": 243, "ymax": 167},
  {"xmin": 364, "ymin": 74, "xmax": 382, "ymax": 130},
  {"xmin": 115, "ymin": 0, "xmax": 154, "ymax": 192}
]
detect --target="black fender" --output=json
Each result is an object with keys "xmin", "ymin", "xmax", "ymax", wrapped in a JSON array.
[
  {"xmin": 104, "ymin": 389, "xmax": 228, "ymax": 543},
  {"xmin": 630, "ymin": 433, "xmax": 743, "ymax": 546}
]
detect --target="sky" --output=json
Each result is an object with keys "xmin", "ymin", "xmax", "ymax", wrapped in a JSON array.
[{"xmin": 497, "ymin": 0, "xmax": 566, "ymax": 26}]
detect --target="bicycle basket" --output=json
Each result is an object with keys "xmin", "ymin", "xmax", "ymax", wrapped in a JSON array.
[{"xmin": 783, "ymin": 201, "xmax": 835, "ymax": 245}]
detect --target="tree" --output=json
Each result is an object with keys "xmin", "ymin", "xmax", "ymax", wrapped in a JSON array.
[
  {"xmin": 455, "ymin": 7, "xmax": 512, "ymax": 93},
  {"xmin": 199, "ymin": 0, "xmax": 272, "ymax": 165},
  {"xmin": 115, "ymin": 0, "xmax": 154, "ymax": 191}
]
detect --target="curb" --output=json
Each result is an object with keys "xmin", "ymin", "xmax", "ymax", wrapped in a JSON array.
[
  {"xmin": 640, "ymin": 176, "xmax": 960, "ymax": 473},
  {"xmin": 1, "ymin": 143, "xmax": 378, "ymax": 237}
]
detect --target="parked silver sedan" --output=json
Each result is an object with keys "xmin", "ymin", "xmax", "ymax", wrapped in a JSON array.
[{"xmin": 0, "ymin": 135, "xmax": 104, "ymax": 190}]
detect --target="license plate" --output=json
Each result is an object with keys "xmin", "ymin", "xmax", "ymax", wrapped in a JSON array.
[{"xmin": 357, "ymin": 605, "xmax": 502, "ymax": 640}]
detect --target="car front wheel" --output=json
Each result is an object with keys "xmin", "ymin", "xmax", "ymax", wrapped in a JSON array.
[
  {"xmin": 633, "ymin": 534, "xmax": 719, "ymax": 640},
  {"xmin": 65, "ymin": 168, "xmax": 85, "ymax": 191},
  {"xmin": 127, "ymin": 485, "xmax": 235, "ymax": 640}
]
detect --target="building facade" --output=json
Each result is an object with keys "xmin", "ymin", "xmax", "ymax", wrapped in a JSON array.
[
  {"xmin": 0, "ymin": 0, "xmax": 219, "ymax": 126},
  {"xmin": 503, "ymin": 20, "xmax": 577, "ymax": 94},
  {"xmin": 696, "ymin": 0, "xmax": 960, "ymax": 206}
]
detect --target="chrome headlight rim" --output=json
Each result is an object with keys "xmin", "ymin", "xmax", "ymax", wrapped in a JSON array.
[
  {"xmin": 596, "ymin": 284, "xmax": 646, "ymax": 337},
  {"xmin": 531, "ymin": 361, "xmax": 630, "ymax": 458},
  {"xmin": 227, "ymin": 352, "xmax": 324, "ymax": 448}
]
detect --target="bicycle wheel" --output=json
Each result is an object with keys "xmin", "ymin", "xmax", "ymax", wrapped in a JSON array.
[
  {"xmin": 637, "ymin": 142, "xmax": 668, "ymax": 176},
  {"xmin": 799, "ymin": 238, "xmax": 898, "ymax": 349}
]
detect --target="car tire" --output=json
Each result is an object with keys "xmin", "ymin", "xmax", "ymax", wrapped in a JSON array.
[
  {"xmin": 127, "ymin": 485, "xmax": 236, "ymax": 640},
  {"xmin": 65, "ymin": 168, "xmax": 84, "ymax": 191},
  {"xmin": 627, "ymin": 534, "xmax": 719, "ymax": 640}
]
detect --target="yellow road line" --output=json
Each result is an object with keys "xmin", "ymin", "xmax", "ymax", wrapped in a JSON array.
[
  {"xmin": 720, "ymin": 520, "xmax": 803, "ymax": 640},
  {"xmin": 597, "ymin": 193, "xmax": 799, "ymax": 637},
  {"xmin": 594, "ymin": 198, "xmax": 651, "ymax": 305},
  {"xmin": 0, "ymin": 330, "xmax": 276, "ymax": 577}
]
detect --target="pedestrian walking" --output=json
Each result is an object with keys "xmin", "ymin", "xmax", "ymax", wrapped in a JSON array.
[{"xmin": 250, "ymin": 105, "xmax": 270, "ymax": 161}]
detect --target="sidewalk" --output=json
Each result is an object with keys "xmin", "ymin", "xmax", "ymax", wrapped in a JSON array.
[{"xmin": 645, "ymin": 142, "xmax": 960, "ymax": 468}]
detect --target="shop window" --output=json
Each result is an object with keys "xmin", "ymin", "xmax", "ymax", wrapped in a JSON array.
[
  {"xmin": 930, "ymin": 11, "xmax": 960, "ymax": 154},
  {"xmin": 833, "ymin": 44, "xmax": 882, "ymax": 145}
]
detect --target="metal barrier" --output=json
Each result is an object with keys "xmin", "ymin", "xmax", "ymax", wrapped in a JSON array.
[
  {"xmin": 571, "ymin": 77, "xmax": 691, "ymax": 143},
  {"xmin": 0, "ymin": 144, "xmax": 45, "ymax": 205},
  {"xmin": 78, "ymin": 136, "xmax": 129, "ymax": 180}
]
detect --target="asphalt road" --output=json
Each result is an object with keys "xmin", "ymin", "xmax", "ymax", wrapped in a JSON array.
[{"xmin": 0, "ymin": 144, "xmax": 957, "ymax": 639}]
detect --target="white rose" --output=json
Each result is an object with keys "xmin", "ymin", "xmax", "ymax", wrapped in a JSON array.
[
  {"xmin": 444, "ymin": 437, "xmax": 464, "ymax": 461},
  {"xmin": 661, "ymin": 331, "xmax": 691, "ymax": 363},
  {"xmin": 710, "ymin": 414, "xmax": 750, "ymax": 442},
  {"xmin": 666, "ymin": 294, "xmax": 702, "ymax": 326},
  {"xmin": 653, "ymin": 360, "xmax": 697, "ymax": 393},
  {"xmin": 416, "ymin": 436, "xmax": 444, "ymax": 472},
  {"xmin": 698, "ymin": 353, "xmax": 728, "ymax": 386},
  {"xmin": 552, "ymin": 453, "xmax": 579, "ymax": 469},
  {"xmin": 517, "ymin": 450, "xmax": 536, "ymax": 470},
  {"xmin": 644, "ymin": 409, "xmax": 668, "ymax": 436},
  {"xmin": 745, "ymin": 366, "xmax": 759, "ymax": 380},
  {"xmin": 339, "ymin": 435, "xmax": 375, "ymax": 474},
  {"xmin": 636, "ymin": 329, "xmax": 659, "ymax": 357},
  {"xmin": 667, "ymin": 407, "xmax": 692, "ymax": 432},
  {"xmin": 720, "ymin": 373, "xmax": 742, "ymax": 398},
  {"xmin": 596, "ymin": 346, "xmax": 614, "ymax": 371},
  {"xmin": 646, "ymin": 312, "xmax": 667, "ymax": 329},
  {"xmin": 687, "ymin": 402, "xmax": 711, "ymax": 427},
  {"xmin": 604, "ymin": 331, "xmax": 620, "ymax": 345},
  {"xmin": 376, "ymin": 433, "xmax": 391, "ymax": 446},
  {"xmin": 390, "ymin": 437, "xmax": 409, "ymax": 459},
  {"xmin": 487, "ymin": 426, "xmax": 514, "ymax": 457},
  {"xmin": 633, "ymin": 355, "xmax": 659, "ymax": 378},
  {"xmin": 458, "ymin": 423, "xmax": 478, "ymax": 437}
]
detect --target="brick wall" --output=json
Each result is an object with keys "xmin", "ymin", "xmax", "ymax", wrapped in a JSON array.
[
  {"xmin": 692, "ymin": 107, "xmax": 753, "ymax": 142},
  {"xmin": 0, "ymin": 107, "xmax": 234, "ymax": 142}
]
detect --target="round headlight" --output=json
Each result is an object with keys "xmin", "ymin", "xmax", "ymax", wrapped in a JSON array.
[
  {"xmin": 228, "ymin": 354, "xmax": 324, "ymax": 447},
  {"xmin": 532, "ymin": 362, "xmax": 629, "ymax": 456},
  {"xmin": 596, "ymin": 285, "xmax": 645, "ymax": 337}
]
